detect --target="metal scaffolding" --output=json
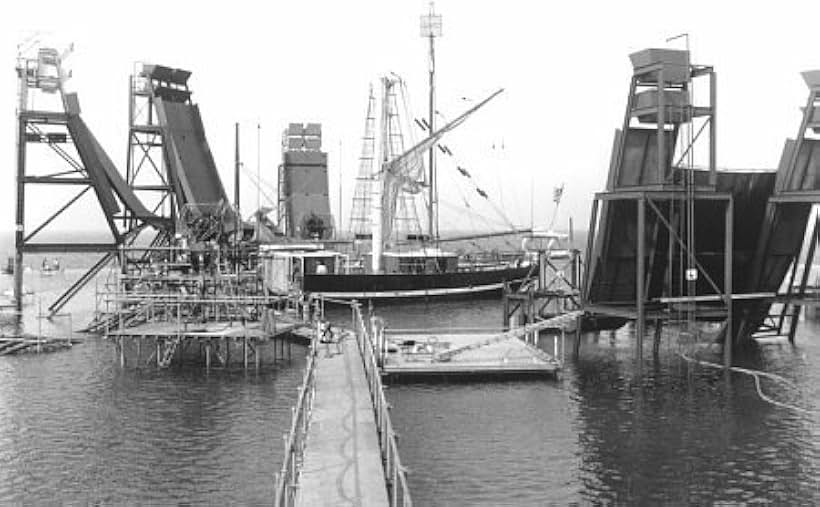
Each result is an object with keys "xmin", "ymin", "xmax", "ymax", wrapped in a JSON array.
[
  {"xmin": 13, "ymin": 46, "xmax": 162, "ymax": 318},
  {"xmin": 583, "ymin": 48, "xmax": 734, "ymax": 366}
]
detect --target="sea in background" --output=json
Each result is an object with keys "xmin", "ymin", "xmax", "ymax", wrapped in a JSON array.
[{"xmin": 0, "ymin": 231, "xmax": 818, "ymax": 504}]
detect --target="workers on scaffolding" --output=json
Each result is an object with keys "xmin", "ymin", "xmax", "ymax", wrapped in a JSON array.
[{"xmin": 189, "ymin": 240, "xmax": 220, "ymax": 275}]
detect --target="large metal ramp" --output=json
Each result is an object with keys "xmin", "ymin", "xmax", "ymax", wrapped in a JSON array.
[
  {"xmin": 584, "ymin": 52, "xmax": 820, "ymax": 350},
  {"xmin": 65, "ymin": 99, "xmax": 164, "ymax": 227},
  {"xmin": 735, "ymin": 94, "xmax": 820, "ymax": 341},
  {"xmin": 586, "ymin": 167, "xmax": 775, "ymax": 306},
  {"xmin": 154, "ymin": 98, "xmax": 229, "ymax": 210}
]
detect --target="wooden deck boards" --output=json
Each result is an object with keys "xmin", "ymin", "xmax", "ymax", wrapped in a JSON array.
[
  {"xmin": 297, "ymin": 336, "xmax": 389, "ymax": 506},
  {"xmin": 106, "ymin": 318, "xmax": 307, "ymax": 341},
  {"xmin": 382, "ymin": 332, "xmax": 560, "ymax": 378}
]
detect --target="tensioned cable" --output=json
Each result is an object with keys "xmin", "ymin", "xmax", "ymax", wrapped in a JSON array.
[{"xmin": 679, "ymin": 352, "xmax": 816, "ymax": 415}]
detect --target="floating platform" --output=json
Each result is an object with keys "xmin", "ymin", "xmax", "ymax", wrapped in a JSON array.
[
  {"xmin": 0, "ymin": 336, "xmax": 78, "ymax": 355},
  {"xmin": 105, "ymin": 318, "xmax": 306, "ymax": 341},
  {"xmin": 106, "ymin": 311, "xmax": 311, "ymax": 369},
  {"xmin": 380, "ymin": 330, "xmax": 561, "ymax": 380}
]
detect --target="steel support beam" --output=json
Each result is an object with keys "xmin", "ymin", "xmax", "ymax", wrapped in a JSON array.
[
  {"xmin": 636, "ymin": 198, "xmax": 646, "ymax": 361},
  {"xmin": 582, "ymin": 198, "xmax": 599, "ymax": 300},
  {"xmin": 21, "ymin": 243, "xmax": 119, "ymax": 253},
  {"xmin": 724, "ymin": 198, "xmax": 733, "ymax": 367},
  {"xmin": 709, "ymin": 70, "xmax": 717, "ymax": 186},
  {"xmin": 789, "ymin": 213, "xmax": 820, "ymax": 343},
  {"xmin": 657, "ymin": 67, "xmax": 665, "ymax": 185},
  {"xmin": 14, "ymin": 116, "xmax": 25, "ymax": 314}
]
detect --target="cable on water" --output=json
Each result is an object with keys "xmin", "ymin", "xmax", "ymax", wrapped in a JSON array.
[{"xmin": 678, "ymin": 352, "xmax": 817, "ymax": 415}]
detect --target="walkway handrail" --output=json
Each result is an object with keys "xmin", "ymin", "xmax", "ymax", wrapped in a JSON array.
[
  {"xmin": 350, "ymin": 302, "xmax": 413, "ymax": 507},
  {"xmin": 273, "ymin": 327, "xmax": 319, "ymax": 507}
]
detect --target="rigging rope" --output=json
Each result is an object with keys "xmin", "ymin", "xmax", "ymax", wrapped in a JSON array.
[
  {"xmin": 432, "ymin": 130, "xmax": 520, "ymax": 232},
  {"xmin": 678, "ymin": 352, "xmax": 816, "ymax": 415}
]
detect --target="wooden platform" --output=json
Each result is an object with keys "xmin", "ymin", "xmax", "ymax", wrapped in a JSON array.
[
  {"xmin": 0, "ymin": 336, "xmax": 77, "ymax": 355},
  {"xmin": 106, "ymin": 317, "xmax": 308, "ymax": 341},
  {"xmin": 381, "ymin": 331, "xmax": 560, "ymax": 380},
  {"xmin": 105, "ymin": 314, "xmax": 311, "ymax": 369},
  {"xmin": 297, "ymin": 335, "xmax": 389, "ymax": 506}
]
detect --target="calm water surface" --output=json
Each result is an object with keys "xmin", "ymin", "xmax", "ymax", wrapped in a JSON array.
[
  {"xmin": 375, "ymin": 300, "xmax": 820, "ymax": 505},
  {"xmin": 1, "ymin": 268, "xmax": 819, "ymax": 504},
  {"xmin": 0, "ymin": 268, "xmax": 306, "ymax": 504}
]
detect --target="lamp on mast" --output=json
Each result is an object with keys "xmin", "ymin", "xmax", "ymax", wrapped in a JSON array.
[{"xmin": 420, "ymin": 1, "xmax": 442, "ymax": 243}]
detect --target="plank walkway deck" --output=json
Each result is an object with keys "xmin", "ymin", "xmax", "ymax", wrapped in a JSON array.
[
  {"xmin": 382, "ymin": 331, "xmax": 560, "ymax": 379},
  {"xmin": 297, "ymin": 335, "xmax": 388, "ymax": 506},
  {"xmin": 106, "ymin": 318, "xmax": 306, "ymax": 340}
]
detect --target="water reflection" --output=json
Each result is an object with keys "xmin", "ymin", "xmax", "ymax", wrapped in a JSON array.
[
  {"xmin": 1, "ymin": 278, "xmax": 818, "ymax": 504},
  {"xmin": 382, "ymin": 301, "xmax": 819, "ymax": 505},
  {"xmin": 0, "ymin": 269, "xmax": 309, "ymax": 503},
  {"xmin": 572, "ymin": 330, "xmax": 818, "ymax": 504}
]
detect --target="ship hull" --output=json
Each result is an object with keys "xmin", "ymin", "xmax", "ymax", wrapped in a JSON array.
[{"xmin": 302, "ymin": 265, "xmax": 533, "ymax": 301}]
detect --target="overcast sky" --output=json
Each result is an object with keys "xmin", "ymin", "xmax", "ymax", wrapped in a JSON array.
[{"xmin": 2, "ymin": 0, "xmax": 820, "ymax": 237}]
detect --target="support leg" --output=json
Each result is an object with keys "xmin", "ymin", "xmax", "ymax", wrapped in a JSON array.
[
  {"xmin": 724, "ymin": 198, "xmax": 733, "ymax": 367},
  {"xmin": 636, "ymin": 198, "xmax": 646, "ymax": 363}
]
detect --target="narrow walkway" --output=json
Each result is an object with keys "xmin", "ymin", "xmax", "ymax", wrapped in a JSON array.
[{"xmin": 296, "ymin": 336, "xmax": 389, "ymax": 506}]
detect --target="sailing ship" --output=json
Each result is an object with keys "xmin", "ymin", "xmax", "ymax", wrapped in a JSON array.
[
  {"xmin": 263, "ymin": 76, "xmax": 534, "ymax": 301},
  {"xmin": 261, "ymin": 4, "xmax": 536, "ymax": 301}
]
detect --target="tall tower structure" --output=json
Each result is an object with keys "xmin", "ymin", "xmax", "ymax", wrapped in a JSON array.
[
  {"xmin": 420, "ymin": 1, "xmax": 442, "ymax": 242},
  {"xmin": 14, "ymin": 45, "xmax": 163, "ymax": 316},
  {"xmin": 278, "ymin": 123, "xmax": 333, "ymax": 240}
]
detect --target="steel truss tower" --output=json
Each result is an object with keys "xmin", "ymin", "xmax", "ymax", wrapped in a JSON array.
[{"xmin": 14, "ymin": 47, "xmax": 162, "ymax": 317}]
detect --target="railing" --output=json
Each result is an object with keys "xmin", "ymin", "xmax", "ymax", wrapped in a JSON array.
[
  {"xmin": 350, "ymin": 302, "xmax": 412, "ymax": 507},
  {"xmin": 272, "ymin": 300, "xmax": 411, "ymax": 506},
  {"xmin": 273, "ymin": 326, "xmax": 319, "ymax": 507}
]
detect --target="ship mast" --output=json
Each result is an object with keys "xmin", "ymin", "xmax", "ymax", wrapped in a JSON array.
[{"xmin": 421, "ymin": 1, "xmax": 442, "ymax": 243}]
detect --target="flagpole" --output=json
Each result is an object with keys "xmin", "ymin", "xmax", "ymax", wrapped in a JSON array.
[{"xmin": 530, "ymin": 176, "xmax": 534, "ymax": 231}]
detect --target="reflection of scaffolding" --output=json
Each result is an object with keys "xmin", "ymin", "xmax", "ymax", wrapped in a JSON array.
[{"xmin": 583, "ymin": 48, "xmax": 735, "ymax": 364}]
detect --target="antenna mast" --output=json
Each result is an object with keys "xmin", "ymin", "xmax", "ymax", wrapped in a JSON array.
[{"xmin": 420, "ymin": 1, "xmax": 442, "ymax": 243}]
